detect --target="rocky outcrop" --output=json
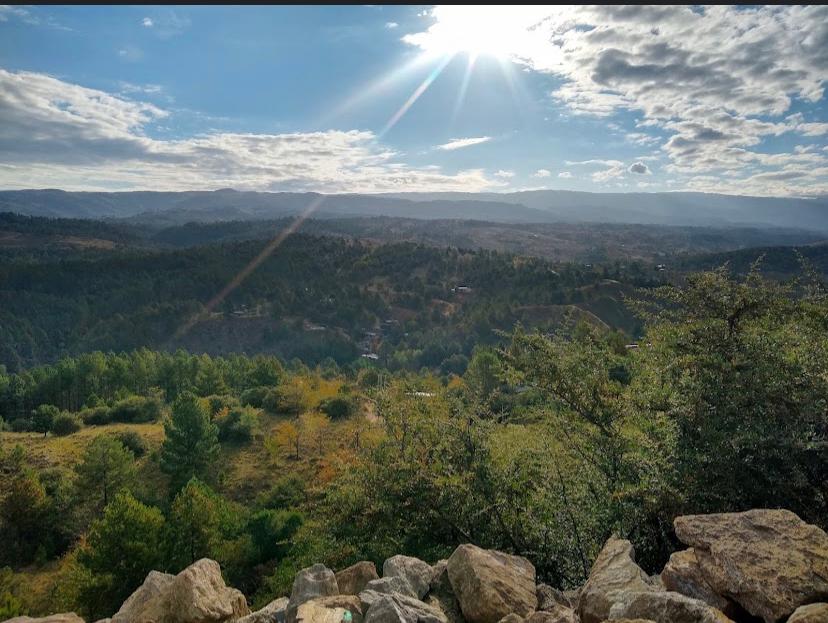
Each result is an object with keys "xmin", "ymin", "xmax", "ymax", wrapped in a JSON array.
[
  {"xmin": 237, "ymin": 598, "xmax": 289, "ymax": 623},
  {"xmin": 425, "ymin": 560, "xmax": 463, "ymax": 623},
  {"xmin": 286, "ymin": 565, "xmax": 339, "ymax": 623},
  {"xmin": 525, "ymin": 606, "xmax": 576, "ymax": 623},
  {"xmin": 607, "ymin": 590, "xmax": 732, "ymax": 623},
  {"xmin": 168, "ymin": 559, "xmax": 250, "ymax": 623},
  {"xmin": 382, "ymin": 556, "xmax": 433, "ymax": 600},
  {"xmin": 292, "ymin": 596, "xmax": 362, "ymax": 623},
  {"xmin": 363, "ymin": 594, "xmax": 447, "ymax": 623},
  {"xmin": 535, "ymin": 585, "xmax": 571, "ymax": 612},
  {"xmin": 336, "ymin": 563, "xmax": 379, "ymax": 596},
  {"xmin": 111, "ymin": 570, "xmax": 175, "ymax": 623},
  {"xmin": 577, "ymin": 538, "xmax": 656, "ymax": 623},
  {"xmin": 447, "ymin": 544, "xmax": 537, "ymax": 623},
  {"xmin": 659, "ymin": 549, "xmax": 731, "ymax": 613},
  {"xmin": 674, "ymin": 509, "xmax": 828, "ymax": 623},
  {"xmin": 5, "ymin": 615, "xmax": 85, "ymax": 623},
  {"xmin": 364, "ymin": 577, "xmax": 417, "ymax": 600},
  {"xmin": 788, "ymin": 603, "xmax": 828, "ymax": 623}
]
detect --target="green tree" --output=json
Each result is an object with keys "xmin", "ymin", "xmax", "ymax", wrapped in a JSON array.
[
  {"xmin": 165, "ymin": 478, "xmax": 222, "ymax": 569},
  {"xmin": 0, "ymin": 470, "xmax": 49, "ymax": 566},
  {"xmin": 32, "ymin": 404, "xmax": 59, "ymax": 437},
  {"xmin": 77, "ymin": 491, "xmax": 165, "ymax": 618},
  {"xmin": 160, "ymin": 391, "xmax": 219, "ymax": 492},
  {"xmin": 74, "ymin": 436, "xmax": 137, "ymax": 513}
]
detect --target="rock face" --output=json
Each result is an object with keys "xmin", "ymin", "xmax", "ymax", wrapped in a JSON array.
[
  {"xmin": 525, "ymin": 606, "xmax": 577, "ymax": 623},
  {"xmin": 788, "ymin": 603, "xmax": 828, "ymax": 623},
  {"xmin": 447, "ymin": 544, "xmax": 537, "ymax": 623},
  {"xmin": 607, "ymin": 591, "xmax": 732, "ymax": 623},
  {"xmin": 112, "ymin": 570, "xmax": 176, "ymax": 623},
  {"xmin": 238, "ymin": 597, "xmax": 289, "ymax": 623},
  {"xmin": 363, "ymin": 594, "xmax": 447, "ymax": 623},
  {"xmin": 425, "ymin": 560, "xmax": 463, "ymax": 623},
  {"xmin": 674, "ymin": 509, "xmax": 828, "ymax": 623},
  {"xmin": 364, "ymin": 577, "xmax": 418, "ymax": 599},
  {"xmin": 293, "ymin": 596, "xmax": 362, "ymax": 623},
  {"xmin": 337, "ymin": 562, "xmax": 379, "ymax": 596},
  {"xmin": 535, "ymin": 585, "xmax": 571, "ymax": 612},
  {"xmin": 659, "ymin": 549, "xmax": 731, "ymax": 613},
  {"xmin": 287, "ymin": 564, "xmax": 339, "ymax": 623},
  {"xmin": 5, "ymin": 615, "xmax": 85, "ymax": 623},
  {"xmin": 382, "ymin": 556, "xmax": 433, "ymax": 600},
  {"xmin": 577, "ymin": 538, "xmax": 656, "ymax": 623},
  {"xmin": 168, "ymin": 558, "xmax": 250, "ymax": 623}
]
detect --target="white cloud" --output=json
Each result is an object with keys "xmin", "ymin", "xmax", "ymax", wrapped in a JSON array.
[
  {"xmin": 494, "ymin": 169, "xmax": 515, "ymax": 179},
  {"xmin": 406, "ymin": 5, "xmax": 828, "ymax": 196},
  {"xmin": 385, "ymin": 22, "xmax": 398, "ymax": 29},
  {"xmin": 118, "ymin": 46, "xmax": 144, "ymax": 61},
  {"xmin": 628, "ymin": 161, "xmax": 651, "ymax": 175},
  {"xmin": 0, "ymin": 69, "xmax": 503, "ymax": 193},
  {"xmin": 119, "ymin": 81, "xmax": 163, "ymax": 95},
  {"xmin": 533, "ymin": 169, "xmax": 551, "ymax": 178},
  {"xmin": 142, "ymin": 17, "xmax": 153, "ymax": 27},
  {"xmin": 558, "ymin": 171, "xmax": 573, "ymax": 179},
  {"xmin": 436, "ymin": 136, "xmax": 491, "ymax": 150}
]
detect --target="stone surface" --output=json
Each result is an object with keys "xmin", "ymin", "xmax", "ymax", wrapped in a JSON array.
[
  {"xmin": 536, "ymin": 585, "xmax": 571, "ymax": 611},
  {"xmin": 5, "ymin": 615, "xmax": 85, "ymax": 623},
  {"xmin": 364, "ymin": 577, "xmax": 417, "ymax": 599},
  {"xmin": 525, "ymin": 605, "xmax": 577, "ymax": 623},
  {"xmin": 447, "ymin": 544, "xmax": 537, "ymax": 623},
  {"xmin": 293, "ymin": 596, "xmax": 362, "ymax": 623},
  {"xmin": 674, "ymin": 509, "xmax": 828, "ymax": 623},
  {"xmin": 425, "ymin": 560, "xmax": 463, "ymax": 623},
  {"xmin": 496, "ymin": 616, "xmax": 524, "ymax": 623},
  {"xmin": 168, "ymin": 558, "xmax": 250, "ymax": 623},
  {"xmin": 238, "ymin": 597, "xmax": 289, "ymax": 623},
  {"xmin": 578, "ymin": 538, "xmax": 657, "ymax": 623},
  {"xmin": 363, "ymin": 595, "xmax": 447, "ymax": 623},
  {"xmin": 382, "ymin": 556, "xmax": 432, "ymax": 600},
  {"xmin": 660, "ymin": 549, "xmax": 731, "ymax": 613},
  {"xmin": 788, "ymin": 603, "xmax": 828, "ymax": 623},
  {"xmin": 287, "ymin": 564, "xmax": 340, "ymax": 623},
  {"xmin": 111, "ymin": 570, "xmax": 175, "ymax": 623},
  {"xmin": 607, "ymin": 591, "xmax": 733, "ymax": 623},
  {"xmin": 337, "ymin": 562, "xmax": 379, "ymax": 596}
]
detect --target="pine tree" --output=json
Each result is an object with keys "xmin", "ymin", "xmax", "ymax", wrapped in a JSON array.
[
  {"xmin": 74, "ymin": 435, "xmax": 137, "ymax": 512},
  {"xmin": 160, "ymin": 392, "xmax": 219, "ymax": 493}
]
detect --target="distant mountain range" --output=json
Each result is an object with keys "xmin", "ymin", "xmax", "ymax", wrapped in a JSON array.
[{"xmin": 1, "ymin": 188, "xmax": 827, "ymax": 230}]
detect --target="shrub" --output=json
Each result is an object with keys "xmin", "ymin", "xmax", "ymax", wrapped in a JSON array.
[
  {"xmin": 318, "ymin": 396, "xmax": 354, "ymax": 420},
  {"xmin": 115, "ymin": 431, "xmax": 148, "ymax": 457},
  {"xmin": 51, "ymin": 412, "xmax": 82, "ymax": 436},
  {"xmin": 9, "ymin": 419, "xmax": 32, "ymax": 433},
  {"xmin": 262, "ymin": 382, "xmax": 305, "ymax": 415},
  {"xmin": 240, "ymin": 386, "xmax": 272, "ymax": 408},
  {"xmin": 110, "ymin": 395, "xmax": 164, "ymax": 423},
  {"xmin": 80, "ymin": 406, "xmax": 111, "ymax": 426},
  {"xmin": 205, "ymin": 394, "xmax": 240, "ymax": 417},
  {"xmin": 217, "ymin": 407, "xmax": 261, "ymax": 444}
]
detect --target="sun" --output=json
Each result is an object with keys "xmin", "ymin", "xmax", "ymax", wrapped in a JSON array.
[{"xmin": 405, "ymin": 6, "xmax": 521, "ymax": 59}]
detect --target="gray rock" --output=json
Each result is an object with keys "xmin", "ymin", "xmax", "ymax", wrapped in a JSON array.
[
  {"xmin": 337, "ymin": 562, "xmax": 380, "ymax": 596},
  {"xmin": 167, "ymin": 558, "xmax": 250, "ymax": 623},
  {"xmin": 111, "ymin": 570, "xmax": 175, "ymax": 623},
  {"xmin": 447, "ymin": 544, "xmax": 537, "ymax": 623},
  {"xmin": 788, "ymin": 603, "xmax": 828, "ymax": 623},
  {"xmin": 526, "ymin": 607, "xmax": 577, "ymax": 623},
  {"xmin": 495, "ymin": 616, "xmax": 524, "ymax": 623},
  {"xmin": 238, "ymin": 598, "xmax": 289, "ymax": 623},
  {"xmin": 536, "ymin": 585, "xmax": 571, "ymax": 611},
  {"xmin": 607, "ymin": 590, "xmax": 733, "ymax": 623},
  {"xmin": 425, "ymin": 561, "xmax": 463, "ymax": 623},
  {"xmin": 292, "ymin": 596, "xmax": 362, "ymax": 623},
  {"xmin": 5, "ymin": 616, "xmax": 85, "ymax": 623},
  {"xmin": 287, "ymin": 564, "xmax": 339, "ymax": 623},
  {"xmin": 364, "ymin": 577, "xmax": 417, "ymax": 599},
  {"xmin": 577, "ymin": 538, "xmax": 658, "ymax": 623},
  {"xmin": 364, "ymin": 595, "xmax": 447, "ymax": 623},
  {"xmin": 382, "ymin": 556, "xmax": 433, "ymax": 600},
  {"xmin": 660, "ymin": 549, "xmax": 731, "ymax": 614}
]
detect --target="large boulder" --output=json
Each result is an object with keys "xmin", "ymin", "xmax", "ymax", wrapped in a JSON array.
[
  {"xmin": 535, "ymin": 585, "xmax": 571, "ymax": 611},
  {"xmin": 788, "ymin": 603, "xmax": 828, "ymax": 623},
  {"xmin": 364, "ymin": 594, "xmax": 447, "ymax": 623},
  {"xmin": 525, "ymin": 606, "xmax": 577, "ymax": 623},
  {"xmin": 578, "ymin": 538, "xmax": 657, "ymax": 623},
  {"xmin": 660, "ymin": 549, "xmax": 731, "ymax": 613},
  {"xmin": 364, "ymin": 577, "xmax": 418, "ymax": 599},
  {"xmin": 5, "ymin": 616, "xmax": 85, "ymax": 623},
  {"xmin": 674, "ymin": 509, "xmax": 828, "ymax": 623},
  {"xmin": 607, "ymin": 591, "xmax": 732, "ymax": 623},
  {"xmin": 167, "ymin": 558, "xmax": 250, "ymax": 623},
  {"xmin": 293, "ymin": 596, "xmax": 362, "ymax": 623},
  {"xmin": 425, "ymin": 561, "xmax": 463, "ymax": 623},
  {"xmin": 238, "ymin": 598, "xmax": 289, "ymax": 623},
  {"xmin": 337, "ymin": 563, "xmax": 380, "ymax": 596},
  {"xmin": 382, "ymin": 556, "xmax": 432, "ymax": 600},
  {"xmin": 111, "ymin": 570, "xmax": 175, "ymax": 623},
  {"xmin": 287, "ymin": 565, "xmax": 339, "ymax": 623},
  {"xmin": 446, "ymin": 544, "xmax": 537, "ymax": 623}
]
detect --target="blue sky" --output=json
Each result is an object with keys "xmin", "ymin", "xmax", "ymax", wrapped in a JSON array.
[{"xmin": 1, "ymin": 5, "xmax": 827, "ymax": 196}]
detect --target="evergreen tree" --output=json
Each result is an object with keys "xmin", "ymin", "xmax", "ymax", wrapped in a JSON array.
[
  {"xmin": 32, "ymin": 404, "xmax": 59, "ymax": 437},
  {"xmin": 74, "ymin": 436, "xmax": 137, "ymax": 513},
  {"xmin": 165, "ymin": 477, "xmax": 222, "ymax": 569},
  {"xmin": 160, "ymin": 392, "xmax": 219, "ymax": 493}
]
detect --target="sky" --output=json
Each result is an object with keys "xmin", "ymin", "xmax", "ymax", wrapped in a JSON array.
[{"xmin": 0, "ymin": 4, "xmax": 827, "ymax": 197}]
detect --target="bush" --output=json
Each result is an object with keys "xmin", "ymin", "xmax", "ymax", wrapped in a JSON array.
[
  {"xmin": 115, "ymin": 431, "xmax": 148, "ymax": 457},
  {"xmin": 205, "ymin": 394, "xmax": 241, "ymax": 417},
  {"xmin": 240, "ymin": 386, "xmax": 272, "ymax": 408},
  {"xmin": 110, "ymin": 395, "xmax": 164, "ymax": 423},
  {"xmin": 9, "ymin": 419, "xmax": 33, "ymax": 433},
  {"xmin": 262, "ymin": 383, "xmax": 305, "ymax": 415},
  {"xmin": 217, "ymin": 407, "xmax": 261, "ymax": 444},
  {"xmin": 256, "ymin": 474, "xmax": 306, "ymax": 509},
  {"xmin": 80, "ymin": 406, "xmax": 112, "ymax": 426},
  {"xmin": 318, "ymin": 396, "xmax": 354, "ymax": 420},
  {"xmin": 51, "ymin": 413, "xmax": 82, "ymax": 436}
]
